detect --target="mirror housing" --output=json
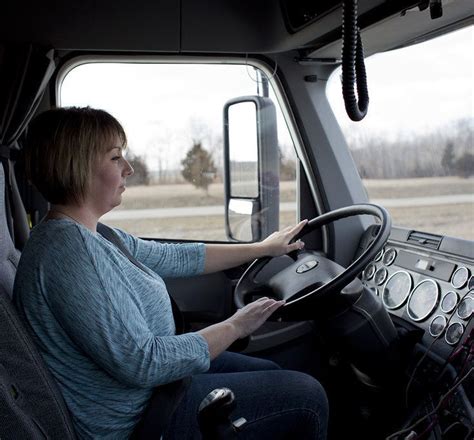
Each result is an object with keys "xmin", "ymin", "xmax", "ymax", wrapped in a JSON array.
[{"xmin": 223, "ymin": 96, "xmax": 279, "ymax": 242}]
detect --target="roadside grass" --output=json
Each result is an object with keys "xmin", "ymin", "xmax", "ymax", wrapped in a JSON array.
[
  {"xmin": 106, "ymin": 203, "xmax": 473, "ymax": 241},
  {"xmin": 119, "ymin": 181, "xmax": 295, "ymax": 210},
  {"xmin": 119, "ymin": 176, "xmax": 473, "ymax": 210},
  {"xmin": 106, "ymin": 211, "xmax": 298, "ymax": 241},
  {"xmin": 109, "ymin": 177, "xmax": 473, "ymax": 241},
  {"xmin": 364, "ymin": 176, "xmax": 474, "ymax": 199},
  {"xmin": 387, "ymin": 203, "xmax": 473, "ymax": 240}
]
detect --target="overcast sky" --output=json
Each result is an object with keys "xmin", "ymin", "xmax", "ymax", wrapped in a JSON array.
[
  {"xmin": 60, "ymin": 25, "xmax": 473, "ymax": 166},
  {"xmin": 326, "ymin": 25, "xmax": 473, "ymax": 141}
]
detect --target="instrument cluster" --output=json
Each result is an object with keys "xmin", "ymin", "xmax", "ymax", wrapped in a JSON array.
[{"xmin": 361, "ymin": 243, "xmax": 473, "ymax": 347}]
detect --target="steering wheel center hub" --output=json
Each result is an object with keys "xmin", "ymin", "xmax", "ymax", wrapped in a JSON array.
[{"xmin": 296, "ymin": 260, "xmax": 319, "ymax": 274}]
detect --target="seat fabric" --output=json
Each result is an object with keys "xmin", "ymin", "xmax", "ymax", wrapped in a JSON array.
[
  {"xmin": 0, "ymin": 163, "xmax": 20, "ymax": 298},
  {"xmin": 0, "ymin": 161, "xmax": 77, "ymax": 440}
]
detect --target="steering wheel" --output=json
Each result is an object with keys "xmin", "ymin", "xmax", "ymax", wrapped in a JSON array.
[{"xmin": 234, "ymin": 204, "xmax": 391, "ymax": 316}]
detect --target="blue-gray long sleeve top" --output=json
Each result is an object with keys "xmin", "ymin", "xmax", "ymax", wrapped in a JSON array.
[{"xmin": 13, "ymin": 218, "xmax": 210, "ymax": 439}]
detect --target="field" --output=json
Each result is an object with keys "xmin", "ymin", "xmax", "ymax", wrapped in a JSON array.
[
  {"xmin": 118, "ymin": 181, "xmax": 296, "ymax": 209},
  {"xmin": 105, "ymin": 177, "xmax": 474, "ymax": 241},
  {"xmin": 363, "ymin": 177, "xmax": 474, "ymax": 199}
]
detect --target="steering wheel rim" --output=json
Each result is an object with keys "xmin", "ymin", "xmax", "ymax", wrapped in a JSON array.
[{"xmin": 234, "ymin": 203, "xmax": 391, "ymax": 309}]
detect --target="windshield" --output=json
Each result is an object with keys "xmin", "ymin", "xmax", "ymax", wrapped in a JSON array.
[{"xmin": 327, "ymin": 26, "xmax": 473, "ymax": 241}]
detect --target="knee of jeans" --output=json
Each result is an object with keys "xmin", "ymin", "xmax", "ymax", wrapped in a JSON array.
[
  {"xmin": 284, "ymin": 371, "xmax": 329, "ymax": 416},
  {"xmin": 259, "ymin": 358, "xmax": 281, "ymax": 370},
  {"xmin": 243, "ymin": 355, "xmax": 282, "ymax": 371}
]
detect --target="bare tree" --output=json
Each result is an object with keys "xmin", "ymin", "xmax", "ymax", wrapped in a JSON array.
[
  {"xmin": 347, "ymin": 118, "xmax": 473, "ymax": 179},
  {"xmin": 126, "ymin": 151, "xmax": 150, "ymax": 186}
]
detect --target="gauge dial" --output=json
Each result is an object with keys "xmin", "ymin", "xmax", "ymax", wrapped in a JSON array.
[
  {"xmin": 451, "ymin": 267, "xmax": 470, "ymax": 289},
  {"xmin": 374, "ymin": 267, "xmax": 388, "ymax": 286},
  {"xmin": 363, "ymin": 263, "xmax": 376, "ymax": 280},
  {"xmin": 445, "ymin": 322, "xmax": 464, "ymax": 345},
  {"xmin": 407, "ymin": 279, "xmax": 440, "ymax": 321},
  {"xmin": 429, "ymin": 315, "xmax": 447, "ymax": 338},
  {"xmin": 382, "ymin": 271, "xmax": 412, "ymax": 309},
  {"xmin": 440, "ymin": 291, "xmax": 458, "ymax": 313},
  {"xmin": 382, "ymin": 248, "xmax": 397, "ymax": 266},
  {"xmin": 456, "ymin": 294, "xmax": 473, "ymax": 320},
  {"xmin": 374, "ymin": 249, "xmax": 384, "ymax": 262},
  {"xmin": 468, "ymin": 275, "xmax": 474, "ymax": 291}
]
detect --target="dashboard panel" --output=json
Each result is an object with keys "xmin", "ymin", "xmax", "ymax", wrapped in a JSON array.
[
  {"xmin": 356, "ymin": 225, "xmax": 473, "ymax": 436},
  {"xmin": 359, "ymin": 226, "xmax": 473, "ymax": 357}
]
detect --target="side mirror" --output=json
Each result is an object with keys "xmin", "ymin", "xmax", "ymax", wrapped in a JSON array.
[{"xmin": 223, "ymin": 96, "xmax": 279, "ymax": 242}]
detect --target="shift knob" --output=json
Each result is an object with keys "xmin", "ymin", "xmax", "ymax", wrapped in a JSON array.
[
  {"xmin": 198, "ymin": 388, "xmax": 246, "ymax": 439},
  {"xmin": 199, "ymin": 388, "xmax": 235, "ymax": 415}
]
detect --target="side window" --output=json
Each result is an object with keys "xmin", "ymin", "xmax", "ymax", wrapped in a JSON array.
[
  {"xmin": 60, "ymin": 63, "xmax": 297, "ymax": 241},
  {"xmin": 327, "ymin": 26, "xmax": 473, "ymax": 240}
]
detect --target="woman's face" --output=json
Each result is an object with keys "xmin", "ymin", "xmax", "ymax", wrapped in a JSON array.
[{"xmin": 86, "ymin": 135, "xmax": 134, "ymax": 215}]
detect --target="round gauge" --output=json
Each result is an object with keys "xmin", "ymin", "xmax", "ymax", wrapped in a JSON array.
[
  {"xmin": 374, "ymin": 249, "xmax": 384, "ymax": 262},
  {"xmin": 429, "ymin": 315, "xmax": 447, "ymax": 338},
  {"xmin": 468, "ymin": 276, "xmax": 474, "ymax": 291},
  {"xmin": 407, "ymin": 279, "xmax": 440, "ymax": 321},
  {"xmin": 456, "ymin": 294, "xmax": 473, "ymax": 320},
  {"xmin": 382, "ymin": 248, "xmax": 397, "ymax": 266},
  {"xmin": 374, "ymin": 267, "xmax": 388, "ymax": 286},
  {"xmin": 382, "ymin": 271, "xmax": 412, "ymax": 310},
  {"xmin": 451, "ymin": 267, "xmax": 470, "ymax": 289},
  {"xmin": 440, "ymin": 291, "xmax": 458, "ymax": 313},
  {"xmin": 363, "ymin": 263, "xmax": 376, "ymax": 281},
  {"xmin": 370, "ymin": 287, "xmax": 379, "ymax": 296},
  {"xmin": 445, "ymin": 322, "xmax": 464, "ymax": 345}
]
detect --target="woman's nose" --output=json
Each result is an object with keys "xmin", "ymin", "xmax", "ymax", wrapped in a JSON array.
[{"xmin": 124, "ymin": 159, "xmax": 134, "ymax": 176}]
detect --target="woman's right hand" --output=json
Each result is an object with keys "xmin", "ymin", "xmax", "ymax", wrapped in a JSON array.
[
  {"xmin": 198, "ymin": 297, "xmax": 284, "ymax": 360},
  {"xmin": 227, "ymin": 297, "xmax": 285, "ymax": 339}
]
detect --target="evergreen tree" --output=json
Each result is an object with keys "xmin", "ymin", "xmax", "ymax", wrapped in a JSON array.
[{"xmin": 181, "ymin": 141, "xmax": 216, "ymax": 194}]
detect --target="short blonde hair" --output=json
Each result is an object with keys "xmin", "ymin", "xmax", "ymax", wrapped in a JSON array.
[{"xmin": 24, "ymin": 107, "xmax": 127, "ymax": 205}]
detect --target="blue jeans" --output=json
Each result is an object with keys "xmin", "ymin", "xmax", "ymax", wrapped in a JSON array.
[{"xmin": 163, "ymin": 351, "xmax": 328, "ymax": 439}]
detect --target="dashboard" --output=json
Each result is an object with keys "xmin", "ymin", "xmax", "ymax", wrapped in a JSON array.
[
  {"xmin": 359, "ymin": 226, "xmax": 473, "ymax": 356},
  {"xmin": 357, "ymin": 225, "xmax": 473, "ymax": 437}
]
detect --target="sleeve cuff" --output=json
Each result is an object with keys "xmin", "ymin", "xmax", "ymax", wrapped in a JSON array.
[
  {"xmin": 195, "ymin": 243, "xmax": 206, "ymax": 275},
  {"xmin": 189, "ymin": 332, "xmax": 211, "ymax": 373}
]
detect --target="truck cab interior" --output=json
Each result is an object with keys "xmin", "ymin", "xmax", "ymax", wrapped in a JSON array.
[{"xmin": 1, "ymin": 1, "xmax": 473, "ymax": 439}]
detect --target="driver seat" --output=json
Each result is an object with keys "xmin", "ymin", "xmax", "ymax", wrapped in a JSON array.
[{"xmin": 0, "ymin": 161, "xmax": 77, "ymax": 439}]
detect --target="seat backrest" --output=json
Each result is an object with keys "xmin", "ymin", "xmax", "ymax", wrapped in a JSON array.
[
  {"xmin": 0, "ymin": 162, "xmax": 20, "ymax": 298},
  {"xmin": 0, "ymin": 161, "xmax": 77, "ymax": 440}
]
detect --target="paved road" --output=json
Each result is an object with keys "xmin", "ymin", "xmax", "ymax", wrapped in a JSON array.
[{"xmin": 103, "ymin": 194, "xmax": 474, "ymax": 221}]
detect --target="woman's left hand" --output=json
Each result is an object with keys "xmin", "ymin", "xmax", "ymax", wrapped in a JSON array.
[{"xmin": 259, "ymin": 219, "xmax": 308, "ymax": 257}]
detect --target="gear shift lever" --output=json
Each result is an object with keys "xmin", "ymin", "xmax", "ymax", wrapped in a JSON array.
[{"xmin": 198, "ymin": 388, "xmax": 246, "ymax": 439}]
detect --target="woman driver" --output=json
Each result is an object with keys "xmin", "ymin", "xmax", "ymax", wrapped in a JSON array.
[{"xmin": 14, "ymin": 107, "xmax": 328, "ymax": 439}]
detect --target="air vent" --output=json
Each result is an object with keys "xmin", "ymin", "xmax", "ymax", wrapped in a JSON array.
[{"xmin": 407, "ymin": 231, "xmax": 442, "ymax": 249}]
